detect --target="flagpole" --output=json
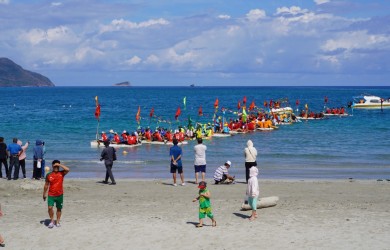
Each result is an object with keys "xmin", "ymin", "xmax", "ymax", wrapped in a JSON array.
[{"xmin": 96, "ymin": 119, "xmax": 100, "ymax": 140}]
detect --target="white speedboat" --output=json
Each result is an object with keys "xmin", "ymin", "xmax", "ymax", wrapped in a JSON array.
[{"xmin": 352, "ymin": 95, "xmax": 390, "ymax": 109}]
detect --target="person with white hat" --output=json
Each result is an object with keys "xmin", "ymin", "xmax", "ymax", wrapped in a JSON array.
[{"xmin": 213, "ymin": 160, "xmax": 235, "ymax": 184}]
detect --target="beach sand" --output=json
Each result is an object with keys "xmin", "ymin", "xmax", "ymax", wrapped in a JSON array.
[{"xmin": 1, "ymin": 178, "xmax": 389, "ymax": 250}]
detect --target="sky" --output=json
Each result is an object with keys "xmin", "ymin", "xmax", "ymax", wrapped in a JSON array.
[{"xmin": 1, "ymin": 0, "xmax": 390, "ymax": 86}]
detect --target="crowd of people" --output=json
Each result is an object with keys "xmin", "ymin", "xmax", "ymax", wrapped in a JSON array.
[{"xmin": 0, "ymin": 137, "xmax": 47, "ymax": 181}]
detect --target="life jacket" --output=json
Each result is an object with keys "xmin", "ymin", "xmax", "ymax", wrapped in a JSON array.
[
  {"xmin": 196, "ymin": 130, "xmax": 202, "ymax": 139},
  {"xmin": 127, "ymin": 136, "xmax": 137, "ymax": 145},
  {"xmin": 101, "ymin": 133, "xmax": 108, "ymax": 141},
  {"xmin": 145, "ymin": 131, "xmax": 152, "ymax": 140},
  {"xmin": 247, "ymin": 122, "xmax": 256, "ymax": 131},
  {"xmin": 153, "ymin": 132, "xmax": 163, "ymax": 141},
  {"xmin": 178, "ymin": 132, "xmax": 185, "ymax": 141},
  {"xmin": 121, "ymin": 133, "xmax": 128, "ymax": 141},
  {"xmin": 114, "ymin": 134, "xmax": 121, "ymax": 143},
  {"xmin": 165, "ymin": 132, "xmax": 173, "ymax": 142}
]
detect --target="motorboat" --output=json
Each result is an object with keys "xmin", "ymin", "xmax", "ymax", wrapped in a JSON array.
[{"xmin": 352, "ymin": 95, "xmax": 390, "ymax": 109}]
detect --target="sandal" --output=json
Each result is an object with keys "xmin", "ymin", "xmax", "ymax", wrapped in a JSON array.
[{"xmin": 196, "ymin": 224, "xmax": 203, "ymax": 228}]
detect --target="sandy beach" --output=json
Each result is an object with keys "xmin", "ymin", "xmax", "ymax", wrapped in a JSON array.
[{"xmin": 0, "ymin": 178, "xmax": 389, "ymax": 250}]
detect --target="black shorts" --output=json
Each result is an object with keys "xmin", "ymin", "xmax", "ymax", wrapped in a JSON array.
[
  {"xmin": 194, "ymin": 165, "xmax": 206, "ymax": 173},
  {"xmin": 170, "ymin": 163, "xmax": 183, "ymax": 173},
  {"xmin": 215, "ymin": 174, "xmax": 227, "ymax": 184}
]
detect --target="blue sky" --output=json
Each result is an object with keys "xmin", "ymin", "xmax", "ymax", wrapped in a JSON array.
[{"xmin": 1, "ymin": 0, "xmax": 390, "ymax": 86}]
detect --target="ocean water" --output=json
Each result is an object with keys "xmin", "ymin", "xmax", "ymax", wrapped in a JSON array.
[{"xmin": 0, "ymin": 86, "xmax": 389, "ymax": 180}]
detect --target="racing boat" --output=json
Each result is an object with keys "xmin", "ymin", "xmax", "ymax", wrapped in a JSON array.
[{"xmin": 90, "ymin": 140, "xmax": 142, "ymax": 148}]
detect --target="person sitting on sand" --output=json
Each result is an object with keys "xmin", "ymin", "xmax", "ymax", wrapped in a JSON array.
[
  {"xmin": 192, "ymin": 181, "xmax": 216, "ymax": 228},
  {"xmin": 213, "ymin": 161, "xmax": 235, "ymax": 184}
]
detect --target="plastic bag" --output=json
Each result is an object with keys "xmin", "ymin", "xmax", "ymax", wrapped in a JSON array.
[{"xmin": 37, "ymin": 161, "xmax": 41, "ymax": 169}]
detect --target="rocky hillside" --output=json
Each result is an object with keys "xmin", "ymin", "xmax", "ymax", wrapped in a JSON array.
[{"xmin": 0, "ymin": 57, "xmax": 55, "ymax": 87}]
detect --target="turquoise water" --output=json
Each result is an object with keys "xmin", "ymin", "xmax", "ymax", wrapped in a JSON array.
[{"xmin": 0, "ymin": 86, "xmax": 389, "ymax": 180}]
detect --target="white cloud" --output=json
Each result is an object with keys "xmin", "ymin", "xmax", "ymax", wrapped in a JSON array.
[
  {"xmin": 51, "ymin": 2, "xmax": 62, "ymax": 7},
  {"xmin": 124, "ymin": 56, "xmax": 142, "ymax": 66},
  {"xmin": 74, "ymin": 47, "xmax": 104, "ymax": 61},
  {"xmin": 0, "ymin": 0, "xmax": 10, "ymax": 5},
  {"xmin": 246, "ymin": 9, "xmax": 266, "ymax": 22},
  {"xmin": 99, "ymin": 18, "xmax": 170, "ymax": 33},
  {"xmin": 314, "ymin": 0, "xmax": 330, "ymax": 5},
  {"xmin": 218, "ymin": 15, "xmax": 231, "ymax": 20},
  {"xmin": 20, "ymin": 26, "xmax": 77, "ymax": 45},
  {"xmin": 321, "ymin": 30, "xmax": 390, "ymax": 52},
  {"xmin": 276, "ymin": 6, "xmax": 309, "ymax": 16},
  {"xmin": 145, "ymin": 54, "xmax": 159, "ymax": 64}
]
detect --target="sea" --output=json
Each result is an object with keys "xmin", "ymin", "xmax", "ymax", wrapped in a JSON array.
[{"xmin": 1, "ymin": 86, "xmax": 389, "ymax": 180}]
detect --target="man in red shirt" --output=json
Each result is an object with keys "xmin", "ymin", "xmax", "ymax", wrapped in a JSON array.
[{"xmin": 43, "ymin": 160, "xmax": 70, "ymax": 228}]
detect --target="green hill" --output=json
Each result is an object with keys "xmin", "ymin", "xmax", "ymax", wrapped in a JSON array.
[{"xmin": 0, "ymin": 57, "xmax": 55, "ymax": 87}]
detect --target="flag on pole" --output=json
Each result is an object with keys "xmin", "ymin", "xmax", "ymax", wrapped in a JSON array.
[
  {"xmin": 243, "ymin": 96, "xmax": 247, "ymax": 105},
  {"xmin": 214, "ymin": 98, "xmax": 219, "ymax": 109},
  {"xmin": 249, "ymin": 100, "xmax": 255, "ymax": 111},
  {"xmin": 242, "ymin": 107, "xmax": 247, "ymax": 122},
  {"xmin": 237, "ymin": 101, "xmax": 241, "ymax": 110},
  {"xmin": 175, "ymin": 107, "xmax": 181, "ymax": 120},
  {"xmin": 198, "ymin": 106, "xmax": 203, "ymax": 116},
  {"xmin": 94, "ymin": 96, "xmax": 101, "ymax": 120},
  {"xmin": 136, "ymin": 106, "xmax": 141, "ymax": 122}
]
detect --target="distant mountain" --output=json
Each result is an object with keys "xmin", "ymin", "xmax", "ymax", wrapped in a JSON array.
[
  {"xmin": 113, "ymin": 81, "xmax": 131, "ymax": 87},
  {"xmin": 0, "ymin": 57, "xmax": 55, "ymax": 87}
]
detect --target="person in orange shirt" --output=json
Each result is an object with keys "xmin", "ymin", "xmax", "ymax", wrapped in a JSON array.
[
  {"xmin": 101, "ymin": 132, "xmax": 108, "ymax": 142},
  {"xmin": 43, "ymin": 160, "xmax": 70, "ymax": 228},
  {"xmin": 113, "ymin": 133, "xmax": 121, "ymax": 144}
]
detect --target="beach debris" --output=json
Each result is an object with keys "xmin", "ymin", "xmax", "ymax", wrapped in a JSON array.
[{"xmin": 241, "ymin": 196, "xmax": 279, "ymax": 211}]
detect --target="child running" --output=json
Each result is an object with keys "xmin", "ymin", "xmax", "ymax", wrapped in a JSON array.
[
  {"xmin": 192, "ymin": 181, "xmax": 217, "ymax": 228},
  {"xmin": 246, "ymin": 166, "xmax": 259, "ymax": 221}
]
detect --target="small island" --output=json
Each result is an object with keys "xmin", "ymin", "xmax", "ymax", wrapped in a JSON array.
[
  {"xmin": 113, "ymin": 81, "xmax": 131, "ymax": 87},
  {"xmin": 0, "ymin": 57, "xmax": 55, "ymax": 87}
]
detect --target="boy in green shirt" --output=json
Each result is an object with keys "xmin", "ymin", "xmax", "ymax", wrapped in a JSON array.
[{"xmin": 192, "ymin": 181, "xmax": 217, "ymax": 227}]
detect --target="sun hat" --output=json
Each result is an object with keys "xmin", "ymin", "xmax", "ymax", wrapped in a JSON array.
[
  {"xmin": 109, "ymin": 129, "xmax": 115, "ymax": 133},
  {"xmin": 225, "ymin": 160, "xmax": 231, "ymax": 166}
]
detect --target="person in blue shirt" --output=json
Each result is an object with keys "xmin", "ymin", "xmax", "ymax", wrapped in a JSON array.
[
  {"xmin": 169, "ymin": 139, "xmax": 185, "ymax": 186},
  {"xmin": 6, "ymin": 138, "xmax": 22, "ymax": 180}
]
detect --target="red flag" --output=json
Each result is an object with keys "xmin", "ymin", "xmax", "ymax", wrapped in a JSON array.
[
  {"xmin": 94, "ymin": 96, "xmax": 100, "ymax": 120},
  {"xmin": 198, "ymin": 106, "xmax": 203, "ymax": 116},
  {"xmin": 175, "ymin": 107, "xmax": 181, "ymax": 120},
  {"xmin": 237, "ymin": 101, "xmax": 241, "ymax": 110},
  {"xmin": 249, "ymin": 101, "xmax": 255, "ymax": 111},
  {"xmin": 135, "ymin": 106, "xmax": 141, "ymax": 122},
  {"xmin": 149, "ymin": 107, "xmax": 154, "ymax": 118},
  {"xmin": 214, "ymin": 98, "xmax": 219, "ymax": 109},
  {"xmin": 243, "ymin": 96, "xmax": 247, "ymax": 105}
]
